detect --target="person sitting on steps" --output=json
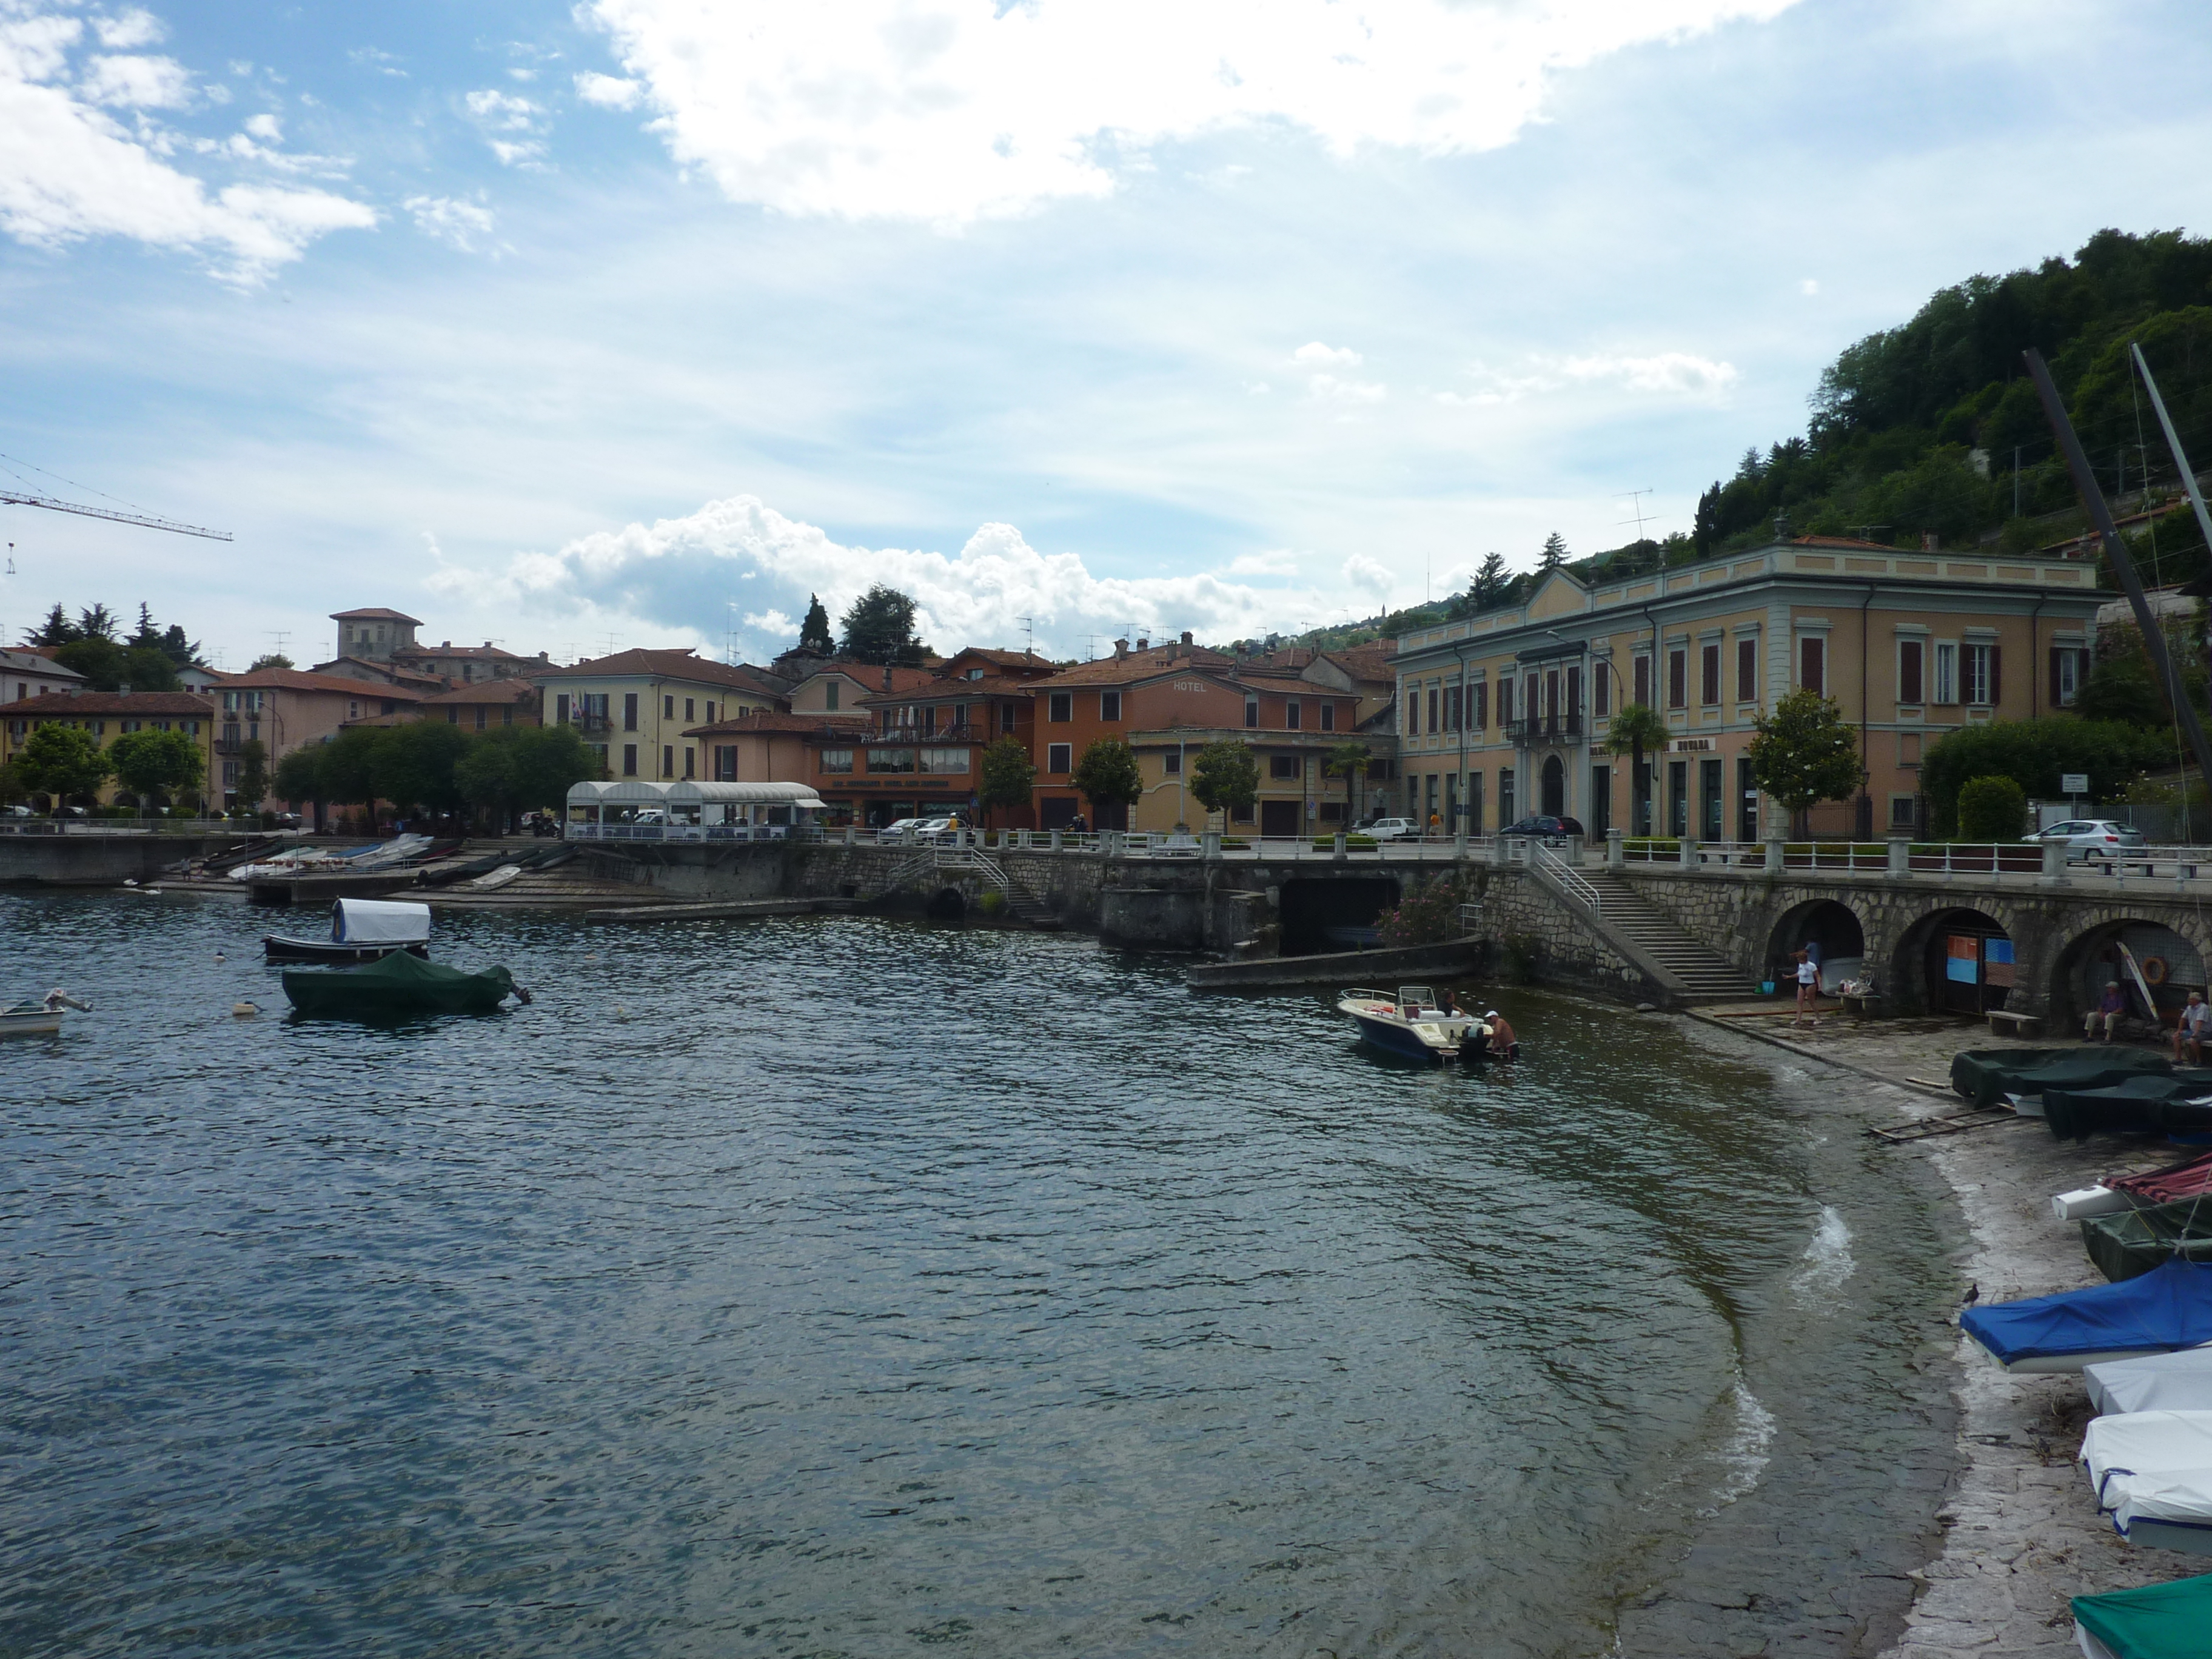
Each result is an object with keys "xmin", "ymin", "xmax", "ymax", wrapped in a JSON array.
[{"xmin": 2085, "ymin": 980, "xmax": 2127, "ymax": 1042}]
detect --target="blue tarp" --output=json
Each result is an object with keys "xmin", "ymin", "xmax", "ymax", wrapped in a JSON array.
[{"xmin": 1961, "ymin": 1257, "xmax": 2212, "ymax": 1366}]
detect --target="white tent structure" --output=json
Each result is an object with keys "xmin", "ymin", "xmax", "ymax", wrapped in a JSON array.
[
  {"xmin": 332, "ymin": 897, "xmax": 432, "ymax": 944},
  {"xmin": 563, "ymin": 780, "xmax": 826, "ymax": 841}
]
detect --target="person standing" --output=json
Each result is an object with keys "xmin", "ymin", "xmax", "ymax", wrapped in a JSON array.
[{"xmin": 1794, "ymin": 949, "xmax": 1820, "ymax": 1028}]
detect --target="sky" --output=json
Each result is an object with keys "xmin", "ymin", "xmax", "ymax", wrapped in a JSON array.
[{"xmin": 2, "ymin": 0, "xmax": 2211, "ymax": 670}]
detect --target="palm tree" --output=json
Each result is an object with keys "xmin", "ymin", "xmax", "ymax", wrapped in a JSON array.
[
  {"xmin": 1326, "ymin": 741, "xmax": 1370, "ymax": 832},
  {"xmin": 1603, "ymin": 704, "xmax": 1670, "ymax": 836}
]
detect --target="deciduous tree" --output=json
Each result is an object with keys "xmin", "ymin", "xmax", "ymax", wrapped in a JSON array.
[
  {"xmin": 232, "ymin": 737, "xmax": 268, "ymax": 814},
  {"xmin": 977, "ymin": 735, "xmax": 1035, "ymax": 826},
  {"xmin": 1188, "ymin": 739, "xmax": 1257, "ymax": 826},
  {"xmin": 838, "ymin": 585, "xmax": 930, "ymax": 666},
  {"xmin": 1070, "ymin": 736, "xmax": 1142, "ymax": 827},
  {"xmin": 1747, "ymin": 689, "xmax": 1862, "ymax": 834},
  {"xmin": 14, "ymin": 723, "xmax": 111, "ymax": 807},
  {"xmin": 107, "ymin": 728, "xmax": 204, "ymax": 809},
  {"xmin": 1326, "ymin": 740, "xmax": 1370, "ymax": 827}
]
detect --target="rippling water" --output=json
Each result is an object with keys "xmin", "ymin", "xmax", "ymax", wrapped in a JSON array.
[{"xmin": 0, "ymin": 893, "xmax": 1960, "ymax": 1658}]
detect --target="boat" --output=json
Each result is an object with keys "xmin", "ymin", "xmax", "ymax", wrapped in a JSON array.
[
  {"xmin": 1950, "ymin": 1045, "xmax": 2171, "ymax": 1110},
  {"xmin": 1961, "ymin": 1255, "xmax": 2212, "ymax": 1372},
  {"xmin": 2088, "ymin": 1347, "xmax": 2212, "ymax": 1416},
  {"xmin": 2080, "ymin": 1410, "xmax": 2212, "ymax": 1554},
  {"xmin": 2073, "ymin": 1569, "xmax": 2212, "ymax": 1659},
  {"xmin": 281, "ymin": 950, "xmax": 526, "ymax": 1019},
  {"xmin": 2083, "ymin": 1199, "xmax": 2212, "ymax": 1282},
  {"xmin": 2111, "ymin": 1150, "xmax": 2212, "ymax": 1207},
  {"xmin": 2044, "ymin": 1072, "xmax": 2212, "ymax": 1142},
  {"xmin": 468, "ymin": 864, "xmax": 522, "ymax": 891},
  {"xmin": 263, "ymin": 897, "xmax": 433, "ymax": 964},
  {"xmin": 1, "ymin": 988, "xmax": 90, "ymax": 1039},
  {"xmin": 1336, "ymin": 985, "xmax": 1486, "ymax": 1064}
]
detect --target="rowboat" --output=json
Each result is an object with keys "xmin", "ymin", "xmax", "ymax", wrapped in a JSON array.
[
  {"xmin": 281, "ymin": 950, "xmax": 525, "ymax": 1019},
  {"xmin": 1, "ymin": 1002, "xmax": 61, "ymax": 1038},
  {"xmin": 1337, "ymin": 985, "xmax": 1486, "ymax": 1064},
  {"xmin": 264, "ymin": 897, "xmax": 433, "ymax": 964}
]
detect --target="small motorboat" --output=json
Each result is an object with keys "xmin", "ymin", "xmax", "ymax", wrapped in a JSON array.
[
  {"xmin": 2073, "ymin": 1570, "xmax": 2212, "ymax": 1659},
  {"xmin": 1962, "ymin": 1256, "xmax": 2212, "ymax": 1372},
  {"xmin": 1, "ymin": 988, "xmax": 91, "ymax": 1039},
  {"xmin": 2083, "ymin": 1199, "xmax": 2212, "ymax": 1282},
  {"xmin": 264, "ymin": 897, "xmax": 433, "ymax": 964},
  {"xmin": 281, "ymin": 950, "xmax": 527, "ymax": 1019},
  {"xmin": 2080, "ymin": 1410, "xmax": 2212, "ymax": 1554},
  {"xmin": 468, "ymin": 864, "xmax": 522, "ymax": 891},
  {"xmin": 1337, "ymin": 985, "xmax": 1485, "ymax": 1064}
]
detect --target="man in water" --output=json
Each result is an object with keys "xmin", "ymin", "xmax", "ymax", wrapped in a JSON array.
[
  {"xmin": 2174, "ymin": 990, "xmax": 2210, "ymax": 1062},
  {"xmin": 1484, "ymin": 1010, "xmax": 1518, "ymax": 1060},
  {"xmin": 2085, "ymin": 980, "xmax": 2127, "ymax": 1042}
]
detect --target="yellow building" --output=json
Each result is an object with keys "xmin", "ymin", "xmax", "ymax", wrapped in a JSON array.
[
  {"xmin": 1, "ymin": 691, "xmax": 216, "ymax": 808},
  {"xmin": 532, "ymin": 649, "xmax": 789, "ymax": 783},
  {"xmin": 1391, "ymin": 533, "xmax": 2108, "ymax": 839}
]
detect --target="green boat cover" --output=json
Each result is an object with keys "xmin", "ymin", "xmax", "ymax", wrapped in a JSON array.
[
  {"xmin": 2073, "ymin": 1570, "xmax": 2212, "ymax": 1658},
  {"xmin": 2083, "ymin": 1197, "xmax": 2212, "ymax": 1282},
  {"xmin": 2045, "ymin": 1071, "xmax": 2212, "ymax": 1143},
  {"xmin": 282, "ymin": 949, "xmax": 517, "ymax": 1018},
  {"xmin": 1950, "ymin": 1046, "xmax": 2171, "ymax": 1109}
]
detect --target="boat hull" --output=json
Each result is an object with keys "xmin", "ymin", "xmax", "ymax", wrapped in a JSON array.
[
  {"xmin": 1347, "ymin": 1010, "xmax": 1449, "ymax": 1062},
  {"xmin": 0, "ymin": 1009, "xmax": 61, "ymax": 1038},
  {"xmin": 281, "ymin": 952, "xmax": 517, "ymax": 1019}
]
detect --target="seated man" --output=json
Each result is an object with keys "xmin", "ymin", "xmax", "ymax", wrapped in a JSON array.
[
  {"xmin": 2175, "ymin": 990, "xmax": 2211, "ymax": 1062},
  {"xmin": 2085, "ymin": 980, "xmax": 2128, "ymax": 1042}
]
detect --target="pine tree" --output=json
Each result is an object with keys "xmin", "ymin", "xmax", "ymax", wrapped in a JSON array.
[
  {"xmin": 799, "ymin": 594, "xmax": 834, "ymax": 654},
  {"xmin": 26, "ymin": 604, "xmax": 75, "ymax": 648},
  {"xmin": 1538, "ymin": 532, "xmax": 1567, "ymax": 572}
]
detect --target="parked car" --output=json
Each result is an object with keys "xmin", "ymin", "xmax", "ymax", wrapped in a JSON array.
[
  {"xmin": 1500, "ymin": 814, "xmax": 1587, "ymax": 841},
  {"xmin": 2021, "ymin": 819, "xmax": 2148, "ymax": 862},
  {"xmin": 883, "ymin": 816, "xmax": 957, "ymax": 842},
  {"xmin": 1361, "ymin": 816, "xmax": 1421, "ymax": 841}
]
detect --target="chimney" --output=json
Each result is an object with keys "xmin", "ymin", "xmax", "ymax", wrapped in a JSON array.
[
  {"xmin": 1180, "ymin": 631, "xmax": 1193, "ymax": 646},
  {"xmin": 1114, "ymin": 638, "xmax": 1129, "ymax": 659},
  {"xmin": 1136, "ymin": 637, "xmax": 1149, "ymax": 651},
  {"xmin": 883, "ymin": 665, "xmax": 894, "ymax": 691}
]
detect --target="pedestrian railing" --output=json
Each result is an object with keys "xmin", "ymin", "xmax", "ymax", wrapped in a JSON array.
[{"xmin": 1532, "ymin": 841, "xmax": 1601, "ymax": 916}]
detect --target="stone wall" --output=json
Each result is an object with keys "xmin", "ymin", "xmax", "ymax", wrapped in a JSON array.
[
  {"xmin": 0, "ymin": 831, "xmax": 252, "ymax": 886},
  {"xmin": 1481, "ymin": 867, "xmax": 1674, "ymax": 1006}
]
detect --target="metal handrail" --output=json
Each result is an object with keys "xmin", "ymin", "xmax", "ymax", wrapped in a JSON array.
[{"xmin": 1532, "ymin": 839, "xmax": 1601, "ymax": 915}]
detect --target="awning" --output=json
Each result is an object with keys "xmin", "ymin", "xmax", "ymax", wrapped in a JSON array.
[
  {"xmin": 665, "ymin": 781, "xmax": 828, "ymax": 808},
  {"xmin": 332, "ymin": 897, "xmax": 432, "ymax": 944}
]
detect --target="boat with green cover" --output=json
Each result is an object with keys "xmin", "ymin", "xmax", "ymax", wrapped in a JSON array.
[
  {"xmin": 2044, "ymin": 1071, "xmax": 2212, "ymax": 1142},
  {"xmin": 1950, "ymin": 1046, "xmax": 2171, "ymax": 1109},
  {"xmin": 2073, "ymin": 1567, "xmax": 2212, "ymax": 1657},
  {"xmin": 281, "ymin": 950, "xmax": 523, "ymax": 1019},
  {"xmin": 2083, "ymin": 1198, "xmax": 2212, "ymax": 1282}
]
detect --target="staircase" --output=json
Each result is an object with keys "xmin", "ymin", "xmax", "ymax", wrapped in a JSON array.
[
  {"xmin": 1575, "ymin": 871, "xmax": 1760, "ymax": 1002},
  {"xmin": 935, "ymin": 846, "xmax": 1060, "ymax": 927}
]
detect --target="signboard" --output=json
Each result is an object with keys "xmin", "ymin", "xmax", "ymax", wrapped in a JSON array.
[
  {"xmin": 1668, "ymin": 738, "xmax": 1712, "ymax": 753},
  {"xmin": 2061, "ymin": 773, "xmax": 2089, "ymax": 795}
]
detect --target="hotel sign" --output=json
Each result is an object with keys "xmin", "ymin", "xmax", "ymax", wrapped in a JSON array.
[{"xmin": 1668, "ymin": 738, "xmax": 1713, "ymax": 752}]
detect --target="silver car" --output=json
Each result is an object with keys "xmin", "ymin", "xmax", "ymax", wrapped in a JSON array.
[
  {"xmin": 1362, "ymin": 817, "xmax": 1421, "ymax": 841},
  {"xmin": 2021, "ymin": 818, "xmax": 2148, "ymax": 862}
]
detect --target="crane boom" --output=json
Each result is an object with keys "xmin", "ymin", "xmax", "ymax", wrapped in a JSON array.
[{"xmin": 1, "ymin": 490, "xmax": 232, "ymax": 542}]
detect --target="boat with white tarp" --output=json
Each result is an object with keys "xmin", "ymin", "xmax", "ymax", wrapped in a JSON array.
[
  {"xmin": 2081, "ymin": 1409, "xmax": 2212, "ymax": 1553},
  {"xmin": 263, "ymin": 897, "xmax": 434, "ymax": 964},
  {"xmin": 2087, "ymin": 1347, "xmax": 2212, "ymax": 1416}
]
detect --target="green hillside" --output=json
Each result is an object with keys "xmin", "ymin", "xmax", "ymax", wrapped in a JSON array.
[{"xmin": 1302, "ymin": 228, "xmax": 2212, "ymax": 653}]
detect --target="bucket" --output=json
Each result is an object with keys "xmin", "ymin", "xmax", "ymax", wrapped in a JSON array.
[{"xmin": 1760, "ymin": 980, "xmax": 1777, "ymax": 996}]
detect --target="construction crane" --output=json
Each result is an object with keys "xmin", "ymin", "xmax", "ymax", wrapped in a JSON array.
[{"xmin": 1, "ymin": 489, "xmax": 231, "ymax": 541}]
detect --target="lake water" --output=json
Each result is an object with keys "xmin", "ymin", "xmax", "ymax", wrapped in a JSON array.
[{"xmin": 0, "ymin": 893, "xmax": 1961, "ymax": 1657}]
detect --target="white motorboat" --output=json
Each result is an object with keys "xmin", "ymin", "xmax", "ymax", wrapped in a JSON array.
[
  {"xmin": 263, "ymin": 897, "xmax": 433, "ymax": 964},
  {"xmin": 1337, "ymin": 985, "xmax": 1486, "ymax": 1064},
  {"xmin": 1, "ymin": 989, "xmax": 90, "ymax": 1038}
]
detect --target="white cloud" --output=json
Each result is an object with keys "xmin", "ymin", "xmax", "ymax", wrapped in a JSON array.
[
  {"xmin": 742, "ymin": 608, "xmax": 795, "ymax": 635},
  {"xmin": 1293, "ymin": 340, "xmax": 1361, "ymax": 367},
  {"xmin": 436, "ymin": 493, "xmax": 1384, "ymax": 660},
  {"xmin": 580, "ymin": 0, "xmax": 1800, "ymax": 223},
  {"xmin": 1340, "ymin": 552, "xmax": 1393, "ymax": 600},
  {"xmin": 1305, "ymin": 372, "xmax": 1386, "ymax": 407},
  {"xmin": 573, "ymin": 70, "xmax": 640, "ymax": 110},
  {"xmin": 1560, "ymin": 350, "xmax": 1738, "ymax": 397},
  {"xmin": 92, "ymin": 9, "xmax": 163, "ymax": 50},
  {"xmin": 1799, "ymin": 276, "xmax": 1819, "ymax": 296},
  {"xmin": 349, "ymin": 46, "xmax": 406, "ymax": 78},
  {"xmin": 0, "ymin": 6, "xmax": 375, "ymax": 282},
  {"xmin": 243, "ymin": 111, "xmax": 280, "ymax": 141},
  {"xmin": 79, "ymin": 52, "xmax": 189, "ymax": 107},
  {"xmin": 404, "ymin": 193, "xmax": 495, "ymax": 251},
  {"xmin": 465, "ymin": 88, "xmax": 539, "ymax": 129},
  {"xmin": 1227, "ymin": 549, "xmax": 1298, "ymax": 577}
]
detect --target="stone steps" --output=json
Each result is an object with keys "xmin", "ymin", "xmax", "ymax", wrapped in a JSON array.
[{"xmin": 1580, "ymin": 872, "xmax": 1760, "ymax": 1000}]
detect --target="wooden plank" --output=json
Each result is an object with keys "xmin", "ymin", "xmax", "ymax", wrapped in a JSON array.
[{"xmin": 1868, "ymin": 1108, "xmax": 2017, "ymax": 1145}]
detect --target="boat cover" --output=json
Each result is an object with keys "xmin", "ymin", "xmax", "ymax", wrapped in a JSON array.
[
  {"xmin": 2087, "ymin": 1347, "xmax": 2212, "ymax": 1416},
  {"xmin": 2080, "ymin": 1410, "xmax": 2212, "ymax": 1543},
  {"xmin": 1962, "ymin": 1257, "xmax": 2212, "ymax": 1367},
  {"xmin": 281, "ymin": 950, "xmax": 515, "ymax": 1018},
  {"xmin": 2045, "ymin": 1073, "xmax": 2212, "ymax": 1143},
  {"xmin": 2083, "ymin": 1199, "xmax": 2212, "ymax": 1283},
  {"xmin": 1951, "ymin": 1047, "xmax": 2171, "ymax": 1110},
  {"xmin": 331, "ymin": 897, "xmax": 432, "ymax": 943},
  {"xmin": 2073, "ymin": 1570, "xmax": 2212, "ymax": 1657},
  {"xmin": 2110, "ymin": 1151, "xmax": 2212, "ymax": 1207}
]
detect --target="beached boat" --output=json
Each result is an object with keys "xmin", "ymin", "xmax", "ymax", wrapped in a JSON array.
[
  {"xmin": 264, "ymin": 897, "xmax": 433, "ymax": 964},
  {"xmin": 2083, "ymin": 1199, "xmax": 2212, "ymax": 1282},
  {"xmin": 468, "ymin": 864, "xmax": 522, "ymax": 891},
  {"xmin": 1951, "ymin": 1046, "xmax": 2172, "ymax": 1110},
  {"xmin": 2080, "ymin": 1410, "xmax": 2212, "ymax": 1555},
  {"xmin": 1336, "ymin": 985, "xmax": 1485, "ymax": 1064},
  {"xmin": 2073, "ymin": 1570, "xmax": 2212, "ymax": 1659},
  {"xmin": 1962, "ymin": 1256, "xmax": 2212, "ymax": 1372},
  {"xmin": 2055, "ymin": 1152, "xmax": 2212, "ymax": 1221},
  {"xmin": 2088, "ymin": 1347, "xmax": 2212, "ymax": 1416},
  {"xmin": 2044, "ymin": 1073, "xmax": 2212, "ymax": 1142},
  {"xmin": 281, "ymin": 950, "xmax": 523, "ymax": 1019}
]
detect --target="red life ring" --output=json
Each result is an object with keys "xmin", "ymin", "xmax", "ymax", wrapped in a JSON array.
[{"xmin": 2142, "ymin": 956, "xmax": 2170, "ymax": 986}]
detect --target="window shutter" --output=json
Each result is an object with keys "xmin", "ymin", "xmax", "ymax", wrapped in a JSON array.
[
  {"xmin": 1801, "ymin": 637, "xmax": 1824, "ymax": 696},
  {"xmin": 2048, "ymin": 646, "xmax": 2062, "ymax": 708},
  {"xmin": 1899, "ymin": 641, "xmax": 1922, "ymax": 705},
  {"xmin": 1989, "ymin": 645, "xmax": 2002, "ymax": 706}
]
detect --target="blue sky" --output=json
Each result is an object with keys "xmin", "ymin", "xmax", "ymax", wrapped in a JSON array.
[{"xmin": 3, "ymin": 0, "xmax": 2211, "ymax": 669}]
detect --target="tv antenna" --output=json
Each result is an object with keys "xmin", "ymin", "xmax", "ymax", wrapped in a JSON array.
[
  {"xmin": 1017, "ymin": 615, "xmax": 1034, "ymax": 655},
  {"xmin": 1616, "ymin": 488, "xmax": 1656, "ymax": 542},
  {"xmin": 267, "ymin": 630, "xmax": 291, "ymax": 663}
]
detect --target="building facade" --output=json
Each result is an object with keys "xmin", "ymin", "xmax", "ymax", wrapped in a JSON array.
[
  {"xmin": 533, "ymin": 649, "xmax": 788, "ymax": 783},
  {"xmin": 1, "ymin": 691, "xmax": 215, "ymax": 806},
  {"xmin": 329, "ymin": 607, "xmax": 423, "ymax": 663},
  {"xmin": 1389, "ymin": 535, "xmax": 2108, "ymax": 839},
  {"xmin": 1, "ymin": 648, "xmax": 87, "ymax": 703},
  {"xmin": 210, "ymin": 667, "xmax": 430, "ymax": 804}
]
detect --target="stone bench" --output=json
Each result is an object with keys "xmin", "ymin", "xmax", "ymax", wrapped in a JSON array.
[{"xmin": 1986, "ymin": 1008, "xmax": 2042, "ymax": 1039}]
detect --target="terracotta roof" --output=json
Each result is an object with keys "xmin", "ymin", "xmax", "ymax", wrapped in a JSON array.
[
  {"xmin": 1320, "ymin": 645, "xmax": 1399, "ymax": 682},
  {"xmin": 22, "ymin": 691, "xmax": 213, "ymax": 716},
  {"xmin": 857, "ymin": 674, "xmax": 1039, "ymax": 705},
  {"xmin": 212, "ymin": 667, "xmax": 430, "ymax": 699},
  {"xmin": 1238, "ymin": 648, "xmax": 1318, "ymax": 671},
  {"xmin": 0, "ymin": 648, "xmax": 84, "ymax": 680},
  {"xmin": 942, "ymin": 646, "xmax": 1057, "ymax": 671},
  {"xmin": 796, "ymin": 663, "xmax": 940, "ymax": 696},
  {"xmin": 417, "ymin": 679, "xmax": 539, "ymax": 706},
  {"xmin": 533, "ymin": 649, "xmax": 788, "ymax": 695},
  {"xmin": 1785, "ymin": 535, "xmax": 1905, "ymax": 552},
  {"xmin": 682, "ymin": 712, "xmax": 871, "ymax": 739},
  {"xmin": 329, "ymin": 606, "xmax": 423, "ymax": 623},
  {"xmin": 1032, "ymin": 649, "xmax": 1236, "ymax": 688},
  {"xmin": 309, "ymin": 655, "xmax": 446, "ymax": 688},
  {"xmin": 397, "ymin": 641, "xmax": 532, "ymax": 662}
]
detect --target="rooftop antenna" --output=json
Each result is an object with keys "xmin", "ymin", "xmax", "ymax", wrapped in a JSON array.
[
  {"xmin": 1017, "ymin": 615, "xmax": 1034, "ymax": 655},
  {"xmin": 1616, "ymin": 488, "xmax": 1656, "ymax": 543},
  {"xmin": 601, "ymin": 632, "xmax": 620, "ymax": 658},
  {"xmin": 267, "ymin": 629, "xmax": 291, "ymax": 663}
]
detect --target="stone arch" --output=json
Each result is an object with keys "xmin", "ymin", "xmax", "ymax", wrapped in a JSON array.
[
  {"xmin": 1889, "ymin": 906, "xmax": 2017, "ymax": 1017},
  {"xmin": 926, "ymin": 886, "xmax": 968, "ymax": 921},
  {"xmin": 2048, "ymin": 912, "xmax": 2212, "ymax": 1035},
  {"xmin": 1764, "ymin": 898, "xmax": 1867, "ymax": 987}
]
